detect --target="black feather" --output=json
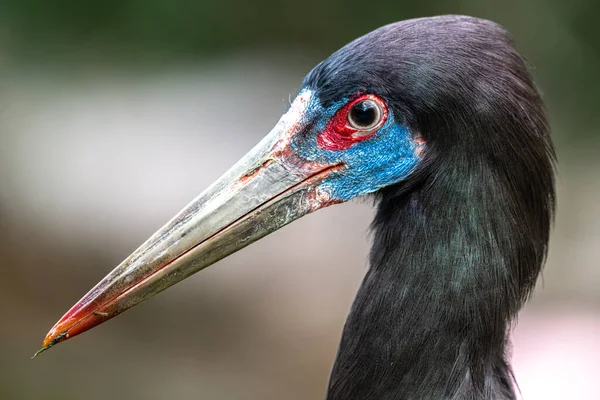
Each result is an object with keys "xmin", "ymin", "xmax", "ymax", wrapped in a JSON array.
[{"xmin": 304, "ymin": 15, "xmax": 555, "ymax": 399}]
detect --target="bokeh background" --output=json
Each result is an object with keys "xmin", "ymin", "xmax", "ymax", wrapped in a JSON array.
[{"xmin": 1, "ymin": 1, "xmax": 598, "ymax": 399}]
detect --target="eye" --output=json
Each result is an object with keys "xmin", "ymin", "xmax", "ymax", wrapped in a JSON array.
[
  {"xmin": 317, "ymin": 93, "xmax": 389, "ymax": 151},
  {"xmin": 347, "ymin": 99, "xmax": 383, "ymax": 131}
]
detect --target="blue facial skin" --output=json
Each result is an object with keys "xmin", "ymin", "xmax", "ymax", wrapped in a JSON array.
[{"xmin": 290, "ymin": 90, "xmax": 421, "ymax": 202}]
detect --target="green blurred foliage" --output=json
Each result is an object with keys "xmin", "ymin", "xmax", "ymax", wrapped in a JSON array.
[
  {"xmin": 0, "ymin": 0, "xmax": 439, "ymax": 58},
  {"xmin": 0, "ymin": 0, "xmax": 597, "ymax": 144},
  {"xmin": 0, "ymin": 0, "xmax": 592, "ymax": 58}
]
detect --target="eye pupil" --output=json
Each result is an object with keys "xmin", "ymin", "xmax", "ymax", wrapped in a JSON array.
[{"xmin": 348, "ymin": 99, "xmax": 381, "ymax": 130}]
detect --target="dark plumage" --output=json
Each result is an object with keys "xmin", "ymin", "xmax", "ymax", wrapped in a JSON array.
[{"xmin": 304, "ymin": 16, "xmax": 555, "ymax": 399}]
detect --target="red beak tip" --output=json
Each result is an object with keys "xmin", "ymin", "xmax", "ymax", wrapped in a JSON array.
[
  {"xmin": 31, "ymin": 330, "xmax": 68, "ymax": 359},
  {"xmin": 35, "ymin": 306, "xmax": 115, "ymax": 359}
]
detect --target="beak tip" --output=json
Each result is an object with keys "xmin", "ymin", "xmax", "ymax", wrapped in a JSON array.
[
  {"xmin": 37, "ymin": 327, "xmax": 68, "ymax": 356},
  {"xmin": 37, "ymin": 305, "xmax": 116, "ymax": 357},
  {"xmin": 31, "ymin": 331, "xmax": 64, "ymax": 359},
  {"xmin": 31, "ymin": 347, "xmax": 46, "ymax": 359}
]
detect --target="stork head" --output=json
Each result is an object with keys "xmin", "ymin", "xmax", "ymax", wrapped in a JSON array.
[{"xmin": 38, "ymin": 15, "xmax": 551, "ymax": 354}]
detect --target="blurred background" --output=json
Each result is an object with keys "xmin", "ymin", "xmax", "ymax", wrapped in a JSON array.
[{"xmin": 0, "ymin": 1, "xmax": 598, "ymax": 399}]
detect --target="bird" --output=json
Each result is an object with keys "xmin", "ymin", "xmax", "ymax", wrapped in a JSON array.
[{"xmin": 36, "ymin": 15, "xmax": 555, "ymax": 400}]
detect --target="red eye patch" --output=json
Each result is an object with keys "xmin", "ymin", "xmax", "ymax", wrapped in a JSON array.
[{"xmin": 317, "ymin": 94, "xmax": 388, "ymax": 151}]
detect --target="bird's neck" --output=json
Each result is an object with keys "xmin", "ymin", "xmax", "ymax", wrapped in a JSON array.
[{"xmin": 327, "ymin": 157, "xmax": 549, "ymax": 400}]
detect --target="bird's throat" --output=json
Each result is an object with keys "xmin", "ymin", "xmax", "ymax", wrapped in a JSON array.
[{"xmin": 326, "ymin": 171, "xmax": 534, "ymax": 400}]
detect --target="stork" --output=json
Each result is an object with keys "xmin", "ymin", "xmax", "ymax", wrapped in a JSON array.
[{"xmin": 37, "ymin": 15, "xmax": 555, "ymax": 399}]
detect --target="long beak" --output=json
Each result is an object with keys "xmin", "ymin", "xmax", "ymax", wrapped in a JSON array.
[{"xmin": 35, "ymin": 90, "xmax": 342, "ymax": 356}]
